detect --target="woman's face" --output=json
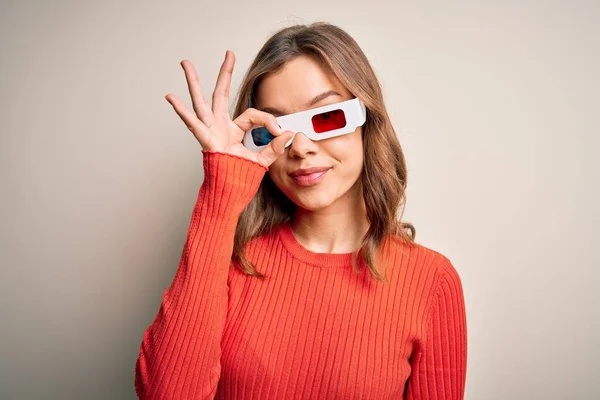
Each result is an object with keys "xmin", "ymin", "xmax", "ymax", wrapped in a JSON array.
[{"xmin": 255, "ymin": 55, "xmax": 365, "ymax": 212}]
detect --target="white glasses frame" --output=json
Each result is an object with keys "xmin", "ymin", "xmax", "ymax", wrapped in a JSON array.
[{"xmin": 242, "ymin": 97, "xmax": 367, "ymax": 152}]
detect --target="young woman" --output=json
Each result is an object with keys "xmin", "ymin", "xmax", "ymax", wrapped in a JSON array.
[{"xmin": 135, "ymin": 22, "xmax": 467, "ymax": 399}]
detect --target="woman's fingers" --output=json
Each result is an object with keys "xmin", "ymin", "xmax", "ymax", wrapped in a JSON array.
[
  {"xmin": 256, "ymin": 130, "xmax": 294, "ymax": 167},
  {"xmin": 233, "ymin": 107, "xmax": 282, "ymax": 138},
  {"xmin": 165, "ymin": 93, "xmax": 212, "ymax": 148},
  {"xmin": 212, "ymin": 50, "xmax": 235, "ymax": 117},
  {"xmin": 169, "ymin": 52, "xmax": 281, "ymax": 157},
  {"xmin": 180, "ymin": 59, "xmax": 214, "ymax": 126}
]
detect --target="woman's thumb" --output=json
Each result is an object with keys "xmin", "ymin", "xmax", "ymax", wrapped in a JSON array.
[
  {"xmin": 272, "ymin": 130, "xmax": 294, "ymax": 154},
  {"xmin": 257, "ymin": 131, "xmax": 294, "ymax": 167}
]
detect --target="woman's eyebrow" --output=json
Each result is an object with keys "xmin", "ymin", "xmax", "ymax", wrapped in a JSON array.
[
  {"xmin": 305, "ymin": 89, "xmax": 341, "ymax": 108},
  {"xmin": 259, "ymin": 90, "xmax": 341, "ymax": 116},
  {"xmin": 259, "ymin": 106, "xmax": 285, "ymax": 117}
]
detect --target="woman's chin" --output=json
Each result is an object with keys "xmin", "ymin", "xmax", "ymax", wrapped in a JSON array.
[{"xmin": 289, "ymin": 194, "xmax": 336, "ymax": 212}]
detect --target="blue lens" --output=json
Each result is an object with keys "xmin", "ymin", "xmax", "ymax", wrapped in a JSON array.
[{"xmin": 251, "ymin": 127, "xmax": 276, "ymax": 146}]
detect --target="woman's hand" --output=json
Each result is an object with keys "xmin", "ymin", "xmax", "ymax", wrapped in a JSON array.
[{"xmin": 165, "ymin": 50, "xmax": 293, "ymax": 168}]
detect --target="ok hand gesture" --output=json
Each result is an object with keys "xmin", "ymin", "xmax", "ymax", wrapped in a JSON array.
[{"xmin": 165, "ymin": 50, "xmax": 293, "ymax": 168}]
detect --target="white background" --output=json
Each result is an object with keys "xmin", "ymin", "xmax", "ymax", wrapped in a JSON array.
[{"xmin": 1, "ymin": 0, "xmax": 598, "ymax": 398}]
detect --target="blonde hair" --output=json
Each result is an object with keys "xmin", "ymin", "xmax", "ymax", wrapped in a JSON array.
[{"xmin": 231, "ymin": 22, "xmax": 416, "ymax": 282}]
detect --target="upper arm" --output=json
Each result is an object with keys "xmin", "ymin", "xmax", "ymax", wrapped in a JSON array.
[{"xmin": 405, "ymin": 257, "xmax": 468, "ymax": 399}]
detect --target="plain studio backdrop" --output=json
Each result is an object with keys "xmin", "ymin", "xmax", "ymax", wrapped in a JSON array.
[{"xmin": 1, "ymin": 0, "xmax": 598, "ymax": 399}]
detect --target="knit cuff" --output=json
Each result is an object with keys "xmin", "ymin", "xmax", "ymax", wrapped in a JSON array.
[{"xmin": 198, "ymin": 150, "xmax": 268, "ymax": 219}]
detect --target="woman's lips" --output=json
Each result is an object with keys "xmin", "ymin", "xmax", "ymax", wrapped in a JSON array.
[{"xmin": 291, "ymin": 169, "xmax": 330, "ymax": 186}]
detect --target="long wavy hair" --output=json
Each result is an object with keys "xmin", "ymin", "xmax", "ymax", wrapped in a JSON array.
[{"xmin": 230, "ymin": 22, "xmax": 417, "ymax": 282}]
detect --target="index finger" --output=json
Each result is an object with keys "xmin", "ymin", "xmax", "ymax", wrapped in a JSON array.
[{"xmin": 233, "ymin": 108, "xmax": 282, "ymax": 136}]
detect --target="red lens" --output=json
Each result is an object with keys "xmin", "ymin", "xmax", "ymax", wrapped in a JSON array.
[{"xmin": 311, "ymin": 109, "xmax": 346, "ymax": 133}]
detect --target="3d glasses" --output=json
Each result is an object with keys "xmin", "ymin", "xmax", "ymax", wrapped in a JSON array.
[{"xmin": 242, "ymin": 97, "xmax": 367, "ymax": 152}]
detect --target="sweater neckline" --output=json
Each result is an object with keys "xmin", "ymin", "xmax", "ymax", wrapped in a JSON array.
[{"xmin": 277, "ymin": 222, "xmax": 356, "ymax": 268}]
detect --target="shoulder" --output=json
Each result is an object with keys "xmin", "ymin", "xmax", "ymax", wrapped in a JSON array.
[
  {"xmin": 387, "ymin": 234, "xmax": 456, "ymax": 275},
  {"xmin": 385, "ymin": 235, "xmax": 463, "ymax": 298},
  {"xmin": 414, "ymin": 241, "xmax": 461, "ymax": 284},
  {"xmin": 404, "ymin": 241, "xmax": 465, "ymax": 309}
]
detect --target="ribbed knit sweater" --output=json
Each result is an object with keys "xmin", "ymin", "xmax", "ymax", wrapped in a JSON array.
[{"xmin": 135, "ymin": 150, "xmax": 467, "ymax": 399}]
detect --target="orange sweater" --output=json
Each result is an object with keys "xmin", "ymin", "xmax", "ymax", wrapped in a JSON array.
[{"xmin": 135, "ymin": 150, "xmax": 467, "ymax": 399}]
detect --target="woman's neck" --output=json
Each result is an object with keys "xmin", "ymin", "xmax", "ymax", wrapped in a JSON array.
[{"xmin": 290, "ymin": 186, "xmax": 369, "ymax": 254}]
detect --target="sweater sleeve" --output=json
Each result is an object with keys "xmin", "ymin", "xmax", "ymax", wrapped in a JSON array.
[
  {"xmin": 405, "ymin": 258, "xmax": 468, "ymax": 400},
  {"xmin": 134, "ymin": 150, "xmax": 267, "ymax": 400}
]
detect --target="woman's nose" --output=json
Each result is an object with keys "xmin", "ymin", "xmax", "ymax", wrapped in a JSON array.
[{"xmin": 286, "ymin": 132, "xmax": 319, "ymax": 158}]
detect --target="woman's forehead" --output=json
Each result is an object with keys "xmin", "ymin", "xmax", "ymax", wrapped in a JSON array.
[{"xmin": 255, "ymin": 56, "xmax": 350, "ymax": 113}]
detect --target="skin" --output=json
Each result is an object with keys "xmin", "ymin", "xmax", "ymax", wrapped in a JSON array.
[
  {"xmin": 166, "ymin": 51, "xmax": 369, "ymax": 254},
  {"xmin": 256, "ymin": 55, "xmax": 370, "ymax": 254}
]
